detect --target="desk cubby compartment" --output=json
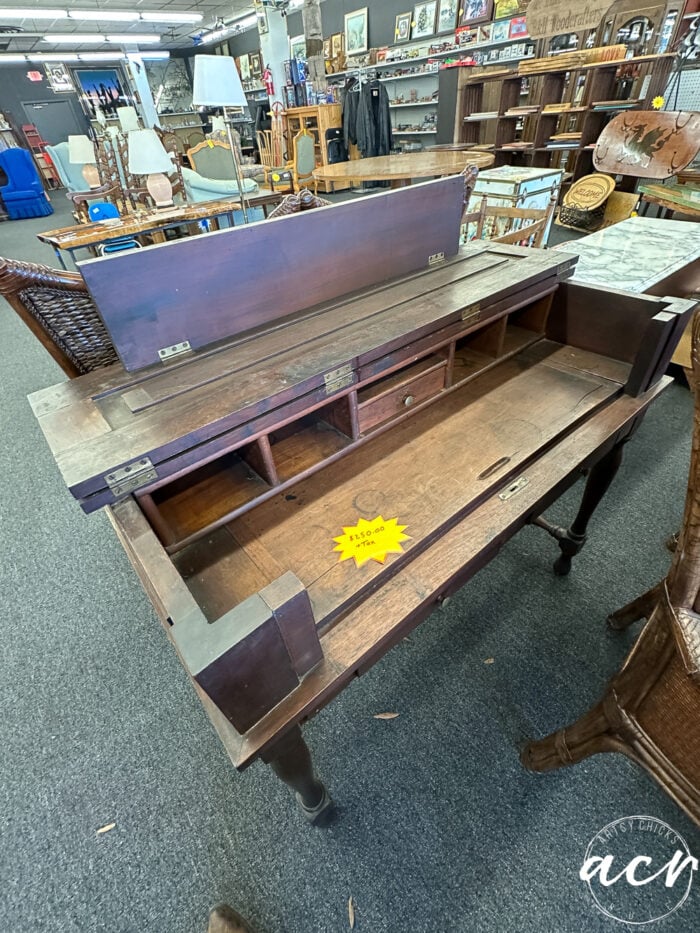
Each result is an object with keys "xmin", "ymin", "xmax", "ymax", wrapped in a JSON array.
[
  {"xmin": 451, "ymin": 320, "xmax": 506, "ymax": 385},
  {"xmin": 268, "ymin": 398, "xmax": 354, "ymax": 483},
  {"xmin": 357, "ymin": 354, "xmax": 448, "ymax": 434},
  {"xmin": 504, "ymin": 294, "xmax": 553, "ymax": 356},
  {"xmin": 148, "ymin": 441, "xmax": 273, "ymax": 546}
]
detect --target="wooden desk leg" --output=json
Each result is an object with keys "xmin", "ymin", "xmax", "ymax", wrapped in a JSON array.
[
  {"xmin": 262, "ymin": 726, "xmax": 333, "ymax": 826},
  {"xmin": 533, "ymin": 441, "xmax": 625, "ymax": 576}
]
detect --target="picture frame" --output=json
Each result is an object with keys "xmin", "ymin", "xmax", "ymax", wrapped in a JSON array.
[
  {"xmin": 491, "ymin": 19, "xmax": 510, "ymax": 41},
  {"xmin": 344, "ymin": 8, "xmax": 368, "ymax": 55},
  {"xmin": 509, "ymin": 15, "xmax": 528, "ymax": 39},
  {"xmin": 290, "ymin": 34, "xmax": 306, "ymax": 60},
  {"xmin": 395, "ymin": 11, "xmax": 412, "ymax": 43},
  {"xmin": 253, "ymin": 0, "xmax": 268, "ymax": 35},
  {"xmin": 44, "ymin": 62, "xmax": 73, "ymax": 93},
  {"xmin": 436, "ymin": 0, "xmax": 458, "ymax": 33},
  {"xmin": 249, "ymin": 51, "xmax": 262, "ymax": 76},
  {"xmin": 412, "ymin": 2, "xmax": 437, "ymax": 40},
  {"xmin": 460, "ymin": 0, "xmax": 494, "ymax": 27},
  {"xmin": 239, "ymin": 53, "xmax": 251, "ymax": 82},
  {"xmin": 331, "ymin": 32, "xmax": 344, "ymax": 57},
  {"xmin": 73, "ymin": 68, "xmax": 128, "ymax": 120},
  {"xmin": 494, "ymin": 0, "xmax": 520, "ymax": 19}
]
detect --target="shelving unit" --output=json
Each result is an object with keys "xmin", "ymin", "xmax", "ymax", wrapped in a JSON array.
[
  {"xmin": 284, "ymin": 104, "xmax": 349, "ymax": 192},
  {"xmin": 449, "ymin": 53, "xmax": 675, "ymax": 184}
]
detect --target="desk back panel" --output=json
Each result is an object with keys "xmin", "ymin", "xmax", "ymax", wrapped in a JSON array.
[{"xmin": 79, "ymin": 176, "xmax": 465, "ymax": 372}]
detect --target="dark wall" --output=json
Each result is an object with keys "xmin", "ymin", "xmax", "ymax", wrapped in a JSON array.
[
  {"xmin": 0, "ymin": 66, "xmax": 90, "ymax": 142},
  {"xmin": 225, "ymin": 0, "xmax": 427, "ymax": 60}
]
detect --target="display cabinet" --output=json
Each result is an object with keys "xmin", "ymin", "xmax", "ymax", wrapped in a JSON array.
[{"xmin": 284, "ymin": 104, "xmax": 349, "ymax": 192}]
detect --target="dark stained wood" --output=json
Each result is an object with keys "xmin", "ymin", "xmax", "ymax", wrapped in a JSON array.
[{"xmin": 79, "ymin": 177, "xmax": 466, "ymax": 372}]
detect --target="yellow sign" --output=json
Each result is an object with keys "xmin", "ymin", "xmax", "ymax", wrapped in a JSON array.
[{"xmin": 333, "ymin": 515, "xmax": 410, "ymax": 568}]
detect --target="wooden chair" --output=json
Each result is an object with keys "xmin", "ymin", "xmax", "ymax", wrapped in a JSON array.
[
  {"xmin": 291, "ymin": 128, "xmax": 317, "ymax": 194},
  {"xmin": 522, "ymin": 309, "xmax": 700, "ymax": 827},
  {"xmin": 464, "ymin": 191, "xmax": 557, "ymax": 248},
  {"xmin": 256, "ymin": 129, "xmax": 293, "ymax": 193},
  {"xmin": 0, "ymin": 257, "xmax": 117, "ymax": 378}
]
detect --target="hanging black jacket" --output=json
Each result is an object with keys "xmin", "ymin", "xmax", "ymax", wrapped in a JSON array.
[
  {"xmin": 355, "ymin": 82, "xmax": 392, "ymax": 158},
  {"xmin": 342, "ymin": 87, "xmax": 359, "ymax": 148}
]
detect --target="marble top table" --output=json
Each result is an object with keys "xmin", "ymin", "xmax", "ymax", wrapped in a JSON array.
[
  {"xmin": 556, "ymin": 216, "xmax": 700, "ymax": 366},
  {"xmin": 556, "ymin": 216, "xmax": 700, "ymax": 294}
]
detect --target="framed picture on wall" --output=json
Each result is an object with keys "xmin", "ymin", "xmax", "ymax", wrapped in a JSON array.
[
  {"xmin": 494, "ymin": 0, "xmax": 520, "ymax": 19},
  {"xmin": 509, "ymin": 16, "xmax": 528, "ymax": 39},
  {"xmin": 249, "ymin": 51, "xmax": 262, "ymax": 76},
  {"xmin": 290, "ymin": 34, "xmax": 306, "ymax": 60},
  {"xmin": 344, "ymin": 8, "xmax": 368, "ymax": 55},
  {"xmin": 44, "ymin": 62, "xmax": 74, "ymax": 93},
  {"xmin": 412, "ymin": 2, "xmax": 437, "ymax": 39},
  {"xmin": 395, "ymin": 12, "xmax": 412, "ymax": 43},
  {"xmin": 436, "ymin": 0, "xmax": 459, "ymax": 34},
  {"xmin": 73, "ymin": 68, "xmax": 129, "ymax": 120},
  {"xmin": 460, "ymin": 0, "xmax": 494, "ymax": 27},
  {"xmin": 239, "ymin": 53, "xmax": 251, "ymax": 82},
  {"xmin": 491, "ymin": 19, "xmax": 510, "ymax": 41},
  {"xmin": 253, "ymin": 0, "xmax": 268, "ymax": 35}
]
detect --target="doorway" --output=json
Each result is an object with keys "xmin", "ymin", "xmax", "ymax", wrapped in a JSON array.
[{"xmin": 21, "ymin": 98, "xmax": 87, "ymax": 144}]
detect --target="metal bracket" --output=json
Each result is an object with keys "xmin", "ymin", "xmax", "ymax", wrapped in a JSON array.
[
  {"xmin": 158, "ymin": 341, "xmax": 192, "ymax": 362},
  {"xmin": 429, "ymin": 252, "xmax": 445, "ymax": 266},
  {"xmin": 105, "ymin": 458, "xmax": 158, "ymax": 497},
  {"xmin": 499, "ymin": 476, "xmax": 529, "ymax": 501},
  {"xmin": 324, "ymin": 364, "xmax": 353, "ymax": 395},
  {"xmin": 462, "ymin": 302, "xmax": 481, "ymax": 323}
]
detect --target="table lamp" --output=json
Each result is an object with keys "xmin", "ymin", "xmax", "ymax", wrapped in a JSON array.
[
  {"xmin": 68, "ymin": 135, "xmax": 100, "ymax": 188},
  {"xmin": 117, "ymin": 106, "xmax": 140, "ymax": 134},
  {"xmin": 127, "ymin": 128, "xmax": 174, "ymax": 208},
  {"xmin": 192, "ymin": 54, "xmax": 250, "ymax": 223}
]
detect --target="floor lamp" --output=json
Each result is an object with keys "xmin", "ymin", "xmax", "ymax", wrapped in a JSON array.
[{"xmin": 192, "ymin": 54, "xmax": 250, "ymax": 224}]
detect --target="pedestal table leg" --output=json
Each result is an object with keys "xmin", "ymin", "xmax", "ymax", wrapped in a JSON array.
[{"xmin": 263, "ymin": 726, "xmax": 333, "ymax": 825}]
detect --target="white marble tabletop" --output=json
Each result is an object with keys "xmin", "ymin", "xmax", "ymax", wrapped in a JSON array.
[{"xmin": 554, "ymin": 216, "xmax": 700, "ymax": 293}]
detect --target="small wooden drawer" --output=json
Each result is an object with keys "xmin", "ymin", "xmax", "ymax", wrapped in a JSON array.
[{"xmin": 358, "ymin": 357, "xmax": 447, "ymax": 433}]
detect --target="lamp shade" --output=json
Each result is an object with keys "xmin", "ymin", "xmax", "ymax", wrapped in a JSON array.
[
  {"xmin": 192, "ymin": 54, "xmax": 247, "ymax": 107},
  {"xmin": 68, "ymin": 134, "xmax": 96, "ymax": 164},
  {"xmin": 127, "ymin": 129, "xmax": 173, "ymax": 175},
  {"xmin": 211, "ymin": 115, "xmax": 226, "ymax": 133},
  {"xmin": 117, "ymin": 105, "xmax": 140, "ymax": 133}
]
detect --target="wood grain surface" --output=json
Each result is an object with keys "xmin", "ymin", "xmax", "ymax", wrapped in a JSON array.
[{"xmin": 312, "ymin": 150, "xmax": 494, "ymax": 182}]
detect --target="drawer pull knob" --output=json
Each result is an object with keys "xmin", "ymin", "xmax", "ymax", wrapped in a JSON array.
[{"xmin": 403, "ymin": 394, "xmax": 415, "ymax": 407}]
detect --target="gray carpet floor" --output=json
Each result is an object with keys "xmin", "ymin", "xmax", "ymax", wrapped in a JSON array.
[{"xmin": 1, "ymin": 194, "xmax": 699, "ymax": 933}]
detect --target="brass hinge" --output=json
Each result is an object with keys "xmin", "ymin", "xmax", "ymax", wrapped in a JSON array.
[
  {"xmin": 324, "ymin": 364, "xmax": 353, "ymax": 395},
  {"xmin": 158, "ymin": 341, "xmax": 192, "ymax": 362},
  {"xmin": 105, "ymin": 458, "xmax": 158, "ymax": 497}
]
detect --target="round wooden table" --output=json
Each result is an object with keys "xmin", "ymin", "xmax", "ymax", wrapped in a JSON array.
[{"xmin": 313, "ymin": 150, "xmax": 495, "ymax": 188}]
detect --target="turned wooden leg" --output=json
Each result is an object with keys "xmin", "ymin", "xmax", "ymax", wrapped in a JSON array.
[
  {"xmin": 263, "ymin": 726, "xmax": 333, "ymax": 826},
  {"xmin": 607, "ymin": 582, "xmax": 663, "ymax": 630},
  {"xmin": 533, "ymin": 442, "xmax": 625, "ymax": 576}
]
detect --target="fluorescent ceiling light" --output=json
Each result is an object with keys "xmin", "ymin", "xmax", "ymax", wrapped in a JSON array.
[
  {"xmin": 42, "ymin": 34, "xmax": 103, "ymax": 42},
  {"xmin": 0, "ymin": 54, "xmax": 29, "ymax": 61},
  {"xmin": 106, "ymin": 33, "xmax": 161, "ymax": 43},
  {"xmin": 235, "ymin": 15, "xmax": 258, "ymax": 30},
  {"xmin": 0, "ymin": 8, "xmax": 67, "ymax": 18},
  {"xmin": 70, "ymin": 11, "xmax": 139, "ymax": 21},
  {"xmin": 140, "ymin": 12, "xmax": 202, "ymax": 24},
  {"xmin": 79, "ymin": 52, "xmax": 127, "ymax": 61},
  {"xmin": 138, "ymin": 51, "xmax": 170, "ymax": 60},
  {"xmin": 31, "ymin": 52, "xmax": 80, "ymax": 61}
]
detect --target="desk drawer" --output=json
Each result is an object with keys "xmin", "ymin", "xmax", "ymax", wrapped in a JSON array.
[{"xmin": 358, "ymin": 357, "xmax": 447, "ymax": 433}]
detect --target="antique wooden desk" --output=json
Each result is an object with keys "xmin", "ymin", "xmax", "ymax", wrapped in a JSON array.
[
  {"xmin": 30, "ymin": 178, "xmax": 692, "ymax": 823},
  {"xmin": 36, "ymin": 191, "xmax": 283, "ymax": 269},
  {"xmin": 638, "ymin": 182, "xmax": 700, "ymax": 220}
]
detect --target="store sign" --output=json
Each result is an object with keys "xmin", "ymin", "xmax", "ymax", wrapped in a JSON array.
[
  {"xmin": 26, "ymin": 71, "xmax": 43, "ymax": 82},
  {"xmin": 525, "ymin": 0, "xmax": 610, "ymax": 38}
]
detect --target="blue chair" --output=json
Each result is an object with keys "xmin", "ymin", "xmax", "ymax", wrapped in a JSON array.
[
  {"xmin": 0, "ymin": 147, "xmax": 53, "ymax": 219},
  {"xmin": 87, "ymin": 201, "xmax": 141, "ymax": 256}
]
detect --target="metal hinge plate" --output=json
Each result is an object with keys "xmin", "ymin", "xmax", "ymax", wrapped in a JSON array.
[
  {"xmin": 158, "ymin": 341, "xmax": 192, "ymax": 362},
  {"xmin": 429, "ymin": 252, "xmax": 446, "ymax": 266},
  {"xmin": 105, "ymin": 458, "xmax": 158, "ymax": 497},
  {"xmin": 462, "ymin": 302, "xmax": 481, "ymax": 323},
  {"xmin": 499, "ymin": 476, "xmax": 529, "ymax": 501},
  {"xmin": 324, "ymin": 364, "xmax": 353, "ymax": 395}
]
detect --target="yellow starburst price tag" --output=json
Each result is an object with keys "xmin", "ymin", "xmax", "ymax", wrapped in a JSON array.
[
  {"xmin": 652, "ymin": 96, "xmax": 665, "ymax": 110},
  {"xmin": 333, "ymin": 515, "xmax": 410, "ymax": 568}
]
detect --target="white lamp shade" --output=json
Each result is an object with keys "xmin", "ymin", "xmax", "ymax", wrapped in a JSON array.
[
  {"xmin": 128, "ymin": 129, "xmax": 173, "ymax": 175},
  {"xmin": 192, "ymin": 54, "xmax": 247, "ymax": 107},
  {"xmin": 68, "ymin": 134, "xmax": 96, "ymax": 164},
  {"xmin": 117, "ymin": 106, "xmax": 140, "ymax": 133}
]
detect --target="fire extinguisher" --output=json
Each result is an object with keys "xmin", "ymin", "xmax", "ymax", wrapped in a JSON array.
[{"xmin": 263, "ymin": 65, "xmax": 274, "ymax": 97}]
